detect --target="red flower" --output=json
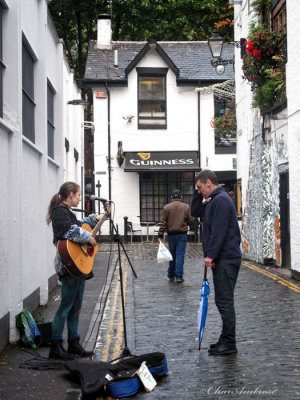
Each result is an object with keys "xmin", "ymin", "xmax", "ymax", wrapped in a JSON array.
[
  {"xmin": 262, "ymin": 35, "xmax": 266, "ymax": 40},
  {"xmin": 246, "ymin": 41, "xmax": 254, "ymax": 54},
  {"xmin": 253, "ymin": 49, "xmax": 261, "ymax": 59}
]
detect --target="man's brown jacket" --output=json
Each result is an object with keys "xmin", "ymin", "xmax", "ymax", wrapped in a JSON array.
[{"xmin": 158, "ymin": 199, "xmax": 194, "ymax": 239}]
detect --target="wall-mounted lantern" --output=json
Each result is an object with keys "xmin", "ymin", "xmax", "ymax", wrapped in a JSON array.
[
  {"xmin": 117, "ymin": 141, "xmax": 124, "ymax": 167},
  {"xmin": 208, "ymin": 25, "xmax": 246, "ymax": 75}
]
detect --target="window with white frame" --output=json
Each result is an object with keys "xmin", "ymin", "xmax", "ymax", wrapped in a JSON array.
[
  {"xmin": 137, "ymin": 68, "xmax": 167, "ymax": 129},
  {"xmin": 47, "ymin": 80, "xmax": 55, "ymax": 158},
  {"xmin": 22, "ymin": 38, "xmax": 36, "ymax": 142}
]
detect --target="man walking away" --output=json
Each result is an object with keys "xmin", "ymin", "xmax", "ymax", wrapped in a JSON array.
[
  {"xmin": 158, "ymin": 189, "xmax": 194, "ymax": 283},
  {"xmin": 195, "ymin": 170, "xmax": 241, "ymax": 355}
]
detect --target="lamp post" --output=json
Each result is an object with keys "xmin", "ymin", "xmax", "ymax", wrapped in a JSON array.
[{"xmin": 208, "ymin": 25, "xmax": 246, "ymax": 75}]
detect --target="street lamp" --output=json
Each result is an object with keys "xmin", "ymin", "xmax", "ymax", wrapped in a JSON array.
[
  {"xmin": 208, "ymin": 25, "xmax": 246, "ymax": 75},
  {"xmin": 208, "ymin": 26, "xmax": 225, "ymax": 59}
]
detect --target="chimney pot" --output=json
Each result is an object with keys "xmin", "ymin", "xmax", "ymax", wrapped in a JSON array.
[
  {"xmin": 114, "ymin": 50, "xmax": 118, "ymax": 67},
  {"xmin": 97, "ymin": 14, "xmax": 112, "ymax": 49}
]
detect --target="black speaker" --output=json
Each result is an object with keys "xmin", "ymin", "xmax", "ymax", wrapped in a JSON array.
[{"xmin": 36, "ymin": 322, "xmax": 52, "ymax": 346}]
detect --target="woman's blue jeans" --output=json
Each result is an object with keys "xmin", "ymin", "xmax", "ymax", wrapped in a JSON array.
[
  {"xmin": 167, "ymin": 234, "xmax": 188, "ymax": 279},
  {"xmin": 52, "ymin": 274, "xmax": 85, "ymax": 339}
]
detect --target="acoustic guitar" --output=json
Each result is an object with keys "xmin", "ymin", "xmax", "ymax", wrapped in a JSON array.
[{"xmin": 57, "ymin": 207, "xmax": 110, "ymax": 277}]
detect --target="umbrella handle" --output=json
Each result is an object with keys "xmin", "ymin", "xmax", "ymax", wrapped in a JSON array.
[{"xmin": 204, "ymin": 265, "xmax": 207, "ymax": 281}]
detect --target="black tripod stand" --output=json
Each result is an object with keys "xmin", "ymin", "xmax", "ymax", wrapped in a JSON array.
[{"xmin": 102, "ymin": 201, "xmax": 137, "ymax": 358}]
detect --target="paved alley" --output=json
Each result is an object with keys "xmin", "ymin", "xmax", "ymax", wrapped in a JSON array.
[{"xmin": 94, "ymin": 243, "xmax": 300, "ymax": 400}]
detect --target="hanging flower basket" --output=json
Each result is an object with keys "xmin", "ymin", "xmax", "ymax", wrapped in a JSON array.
[
  {"xmin": 242, "ymin": 26, "xmax": 285, "ymax": 110},
  {"xmin": 242, "ymin": 27, "xmax": 281, "ymax": 87},
  {"xmin": 211, "ymin": 101, "xmax": 236, "ymax": 138}
]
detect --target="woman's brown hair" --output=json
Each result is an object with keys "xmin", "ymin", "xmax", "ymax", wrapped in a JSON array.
[{"xmin": 46, "ymin": 181, "xmax": 80, "ymax": 224}]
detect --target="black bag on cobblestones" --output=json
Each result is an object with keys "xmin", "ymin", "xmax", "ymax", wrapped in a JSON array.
[
  {"xmin": 107, "ymin": 352, "xmax": 168, "ymax": 398},
  {"xmin": 64, "ymin": 351, "xmax": 168, "ymax": 397}
]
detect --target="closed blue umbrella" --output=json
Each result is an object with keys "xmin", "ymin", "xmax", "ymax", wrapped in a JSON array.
[{"xmin": 197, "ymin": 266, "xmax": 210, "ymax": 350}]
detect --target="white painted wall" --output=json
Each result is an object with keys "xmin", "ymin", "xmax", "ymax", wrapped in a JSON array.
[
  {"xmin": 286, "ymin": 0, "xmax": 300, "ymax": 275},
  {"xmin": 62, "ymin": 58, "xmax": 84, "ymax": 184},
  {"xmin": 93, "ymin": 47, "xmax": 236, "ymax": 235},
  {"xmin": 234, "ymin": 1, "xmax": 292, "ymax": 268},
  {"xmin": 0, "ymin": 0, "xmax": 84, "ymax": 346}
]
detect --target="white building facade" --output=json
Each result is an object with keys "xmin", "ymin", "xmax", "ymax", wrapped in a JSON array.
[
  {"xmin": 234, "ymin": 0, "xmax": 300, "ymax": 279},
  {"xmin": 84, "ymin": 16, "xmax": 237, "ymax": 237},
  {"xmin": 0, "ymin": 0, "xmax": 84, "ymax": 351}
]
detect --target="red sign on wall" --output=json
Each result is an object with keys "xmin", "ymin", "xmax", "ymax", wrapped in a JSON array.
[{"xmin": 96, "ymin": 91, "xmax": 107, "ymax": 98}]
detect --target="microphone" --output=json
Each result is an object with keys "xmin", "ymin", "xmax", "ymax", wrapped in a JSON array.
[{"xmin": 89, "ymin": 195, "xmax": 109, "ymax": 202}]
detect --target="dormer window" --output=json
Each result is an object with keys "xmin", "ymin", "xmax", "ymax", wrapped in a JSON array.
[{"xmin": 137, "ymin": 68, "xmax": 167, "ymax": 129}]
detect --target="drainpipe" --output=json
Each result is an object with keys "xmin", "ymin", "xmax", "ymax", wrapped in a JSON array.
[
  {"xmin": 106, "ymin": 86, "xmax": 112, "ymax": 236},
  {"xmin": 197, "ymin": 89, "xmax": 201, "ymax": 170},
  {"xmin": 106, "ymin": 86, "xmax": 112, "ymax": 201}
]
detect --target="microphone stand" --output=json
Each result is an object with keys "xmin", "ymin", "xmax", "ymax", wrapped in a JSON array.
[{"xmin": 101, "ymin": 200, "xmax": 137, "ymax": 358}]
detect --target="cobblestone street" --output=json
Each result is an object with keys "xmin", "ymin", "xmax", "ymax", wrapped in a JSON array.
[{"xmin": 93, "ymin": 243, "xmax": 300, "ymax": 400}]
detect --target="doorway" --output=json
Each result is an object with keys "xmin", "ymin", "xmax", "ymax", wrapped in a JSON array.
[{"xmin": 279, "ymin": 172, "xmax": 291, "ymax": 268}]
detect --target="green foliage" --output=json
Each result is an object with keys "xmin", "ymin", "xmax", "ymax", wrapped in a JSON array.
[
  {"xmin": 251, "ymin": 0, "xmax": 272, "ymax": 16},
  {"xmin": 48, "ymin": 0, "xmax": 234, "ymax": 83},
  {"xmin": 251, "ymin": 0, "xmax": 272, "ymax": 24},
  {"xmin": 112, "ymin": 0, "xmax": 233, "ymax": 42},
  {"xmin": 252, "ymin": 78, "xmax": 278, "ymax": 111},
  {"xmin": 49, "ymin": 0, "xmax": 108, "ymax": 83}
]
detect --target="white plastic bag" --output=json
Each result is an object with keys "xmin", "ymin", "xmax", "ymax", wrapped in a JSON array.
[{"xmin": 157, "ymin": 242, "xmax": 173, "ymax": 263}]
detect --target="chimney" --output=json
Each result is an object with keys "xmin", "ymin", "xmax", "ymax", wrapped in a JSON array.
[{"xmin": 97, "ymin": 14, "xmax": 112, "ymax": 49}]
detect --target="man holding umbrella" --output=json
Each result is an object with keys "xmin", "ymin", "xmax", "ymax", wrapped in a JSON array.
[{"xmin": 194, "ymin": 170, "xmax": 241, "ymax": 355}]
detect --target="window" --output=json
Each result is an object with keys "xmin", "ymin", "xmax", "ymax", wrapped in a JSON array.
[
  {"xmin": 213, "ymin": 95, "xmax": 236, "ymax": 154},
  {"xmin": 22, "ymin": 39, "xmax": 35, "ymax": 142},
  {"xmin": 74, "ymin": 148, "xmax": 79, "ymax": 163},
  {"xmin": 138, "ymin": 68, "xmax": 167, "ymax": 128},
  {"xmin": 272, "ymin": 0, "xmax": 286, "ymax": 35},
  {"xmin": 47, "ymin": 81, "xmax": 55, "ymax": 158},
  {"xmin": 0, "ymin": 5, "xmax": 4, "ymax": 118},
  {"xmin": 139, "ymin": 172, "xmax": 194, "ymax": 222}
]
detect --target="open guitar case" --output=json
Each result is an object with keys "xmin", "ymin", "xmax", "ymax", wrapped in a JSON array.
[{"xmin": 64, "ymin": 351, "xmax": 168, "ymax": 398}]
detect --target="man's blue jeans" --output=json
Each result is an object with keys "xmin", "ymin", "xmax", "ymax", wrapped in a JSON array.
[
  {"xmin": 167, "ymin": 234, "xmax": 188, "ymax": 279},
  {"xmin": 52, "ymin": 274, "xmax": 85, "ymax": 339},
  {"xmin": 212, "ymin": 258, "xmax": 241, "ymax": 345}
]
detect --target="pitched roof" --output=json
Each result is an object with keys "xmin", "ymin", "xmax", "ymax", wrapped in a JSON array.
[{"xmin": 83, "ymin": 39, "xmax": 235, "ymax": 86}]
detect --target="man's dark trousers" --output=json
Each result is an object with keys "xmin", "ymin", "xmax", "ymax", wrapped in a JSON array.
[{"xmin": 212, "ymin": 258, "xmax": 241, "ymax": 345}]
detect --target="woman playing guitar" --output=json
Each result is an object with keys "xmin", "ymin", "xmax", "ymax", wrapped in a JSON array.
[{"xmin": 46, "ymin": 181, "xmax": 101, "ymax": 360}]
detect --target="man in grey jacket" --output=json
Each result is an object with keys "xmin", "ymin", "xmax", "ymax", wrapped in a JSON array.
[{"xmin": 158, "ymin": 189, "xmax": 194, "ymax": 283}]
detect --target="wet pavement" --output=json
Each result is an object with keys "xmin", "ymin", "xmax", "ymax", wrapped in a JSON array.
[
  {"xmin": 94, "ymin": 243, "xmax": 300, "ymax": 400},
  {"xmin": 0, "ymin": 243, "xmax": 300, "ymax": 399},
  {"xmin": 0, "ymin": 248, "xmax": 115, "ymax": 400}
]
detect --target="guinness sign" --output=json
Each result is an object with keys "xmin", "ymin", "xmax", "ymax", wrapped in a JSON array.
[{"xmin": 124, "ymin": 151, "xmax": 199, "ymax": 171}]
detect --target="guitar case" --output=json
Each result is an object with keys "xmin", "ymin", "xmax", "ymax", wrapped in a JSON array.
[{"xmin": 64, "ymin": 352, "xmax": 168, "ymax": 398}]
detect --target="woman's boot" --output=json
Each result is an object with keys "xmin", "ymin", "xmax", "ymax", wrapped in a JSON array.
[
  {"xmin": 68, "ymin": 336, "xmax": 93, "ymax": 357},
  {"xmin": 49, "ymin": 339, "xmax": 74, "ymax": 360}
]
